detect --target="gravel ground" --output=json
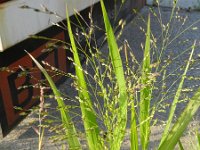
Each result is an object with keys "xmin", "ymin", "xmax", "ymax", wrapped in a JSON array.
[{"xmin": 1, "ymin": 6, "xmax": 200, "ymax": 149}]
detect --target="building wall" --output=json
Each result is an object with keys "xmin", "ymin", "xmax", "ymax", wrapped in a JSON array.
[{"xmin": 0, "ymin": 0, "xmax": 100, "ymax": 51}]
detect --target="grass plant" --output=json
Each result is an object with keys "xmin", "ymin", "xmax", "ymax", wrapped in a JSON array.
[{"xmin": 24, "ymin": 0, "xmax": 200, "ymax": 149}]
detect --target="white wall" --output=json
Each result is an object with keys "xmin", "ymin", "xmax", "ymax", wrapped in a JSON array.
[
  {"xmin": 147, "ymin": 0, "xmax": 200, "ymax": 9},
  {"xmin": 0, "ymin": 0, "xmax": 99, "ymax": 52}
]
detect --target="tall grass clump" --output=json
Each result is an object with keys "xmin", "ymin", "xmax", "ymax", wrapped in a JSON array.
[{"xmin": 24, "ymin": 0, "xmax": 200, "ymax": 149}]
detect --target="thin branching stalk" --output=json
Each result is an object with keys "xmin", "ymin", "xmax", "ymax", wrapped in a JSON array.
[
  {"xmin": 139, "ymin": 14, "xmax": 152, "ymax": 150},
  {"xmin": 38, "ymin": 86, "xmax": 45, "ymax": 150},
  {"xmin": 158, "ymin": 86, "xmax": 200, "ymax": 150},
  {"xmin": 160, "ymin": 41, "xmax": 196, "ymax": 145},
  {"xmin": 26, "ymin": 51, "xmax": 81, "ymax": 150},
  {"xmin": 123, "ymin": 41, "xmax": 139, "ymax": 150},
  {"xmin": 24, "ymin": 2, "xmax": 200, "ymax": 149},
  {"xmin": 100, "ymin": 0, "xmax": 128, "ymax": 149},
  {"xmin": 66, "ymin": 5, "xmax": 102, "ymax": 150}
]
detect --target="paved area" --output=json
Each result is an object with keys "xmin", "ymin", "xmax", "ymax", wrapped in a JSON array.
[{"xmin": 1, "ymin": 6, "xmax": 200, "ymax": 149}]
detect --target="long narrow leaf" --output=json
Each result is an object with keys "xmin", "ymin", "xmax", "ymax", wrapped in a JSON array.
[
  {"xmin": 139, "ymin": 14, "xmax": 152, "ymax": 150},
  {"xmin": 66, "ymin": 6, "xmax": 101, "ymax": 150},
  {"xmin": 196, "ymin": 132, "xmax": 200, "ymax": 149},
  {"xmin": 26, "ymin": 51, "xmax": 81, "ymax": 149},
  {"xmin": 131, "ymin": 100, "xmax": 139, "ymax": 150},
  {"xmin": 158, "ymin": 87, "xmax": 200, "ymax": 150},
  {"xmin": 100, "ymin": 0, "xmax": 128, "ymax": 149},
  {"xmin": 125, "ymin": 42, "xmax": 139, "ymax": 150},
  {"xmin": 160, "ymin": 41, "xmax": 196, "ymax": 145},
  {"xmin": 178, "ymin": 140, "xmax": 184, "ymax": 150}
]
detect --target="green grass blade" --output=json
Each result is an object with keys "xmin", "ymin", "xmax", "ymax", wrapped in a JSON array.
[
  {"xmin": 160, "ymin": 41, "xmax": 196, "ymax": 145},
  {"xmin": 131, "ymin": 100, "xmax": 139, "ymax": 150},
  {"xmin": 158, "ymin": 88, "xmax": 200, "ymax": 150},
  {"xmin": 100, "ymin": 0, "xmax": 128, "ymax": 149},
  {"xmin": 178, "ymin": 140, "xmax": 184, "ymax": 150},
  {"xmin": 139, "ymin": 14, "xmax": 151, "ymax": 150},
  {"xmin": 196, "ymin": 132, "xmax": 200, "ymax": 149},
  {"xmin": 26, "ymin": 51, "xmax": 81, "ymax": 150},
  {"xmin": 124, "ymin": 43, "xmax": 138, "ymax": 150},
  {"xmin": 66, "ymin": 6, "xmax": 101, "ymax": 150}
]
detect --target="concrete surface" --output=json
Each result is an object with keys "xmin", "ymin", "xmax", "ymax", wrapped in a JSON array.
[
  {"xmin": 147, "ymin": 0, "xmax": 200, "ymax": 10},
  {"xmin": 1, "ymin": 5, "xmax": 200, "ymax": 149}
]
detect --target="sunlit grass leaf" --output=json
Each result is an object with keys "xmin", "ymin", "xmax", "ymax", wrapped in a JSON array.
[
  {"xmin": 158, "ymin": 87, "xmax": 200, "ymax": 150},
  {"xmin": 100, "ymin": 0, "xmax": 128, "ymax": 149},
  {"xmin": 160, "ymin": 41, "xmax": 196, "ymax": 146},
  {"xmin": 159, "ymin": 42, "xmax": 200, "ymax": 150},
  {"xmin": 26, "ymin": 51, "xmax": 81, "ymax": 149},
  {"xmin": 66, "ymin": 5, "xmax": 101, "ymax": 150},
  {"xmin": 139, "ymin": 14, "xmax": 152, "ymax": 150},
  {"xmin": 197, "ymin": 132, "xmax": 200, "ymax": 149},
  {"xmin": 178, "ymin": 140, "xmax": 184, "ymax": 150},
  {"xmin": 131, "ymin": 99, "xmax": 139, "ymax": 150}
]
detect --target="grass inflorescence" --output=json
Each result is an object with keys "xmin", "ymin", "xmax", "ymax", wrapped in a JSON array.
[{"xmin": 18, "ymin": 0, "xmax": 200, "ymax": 149}]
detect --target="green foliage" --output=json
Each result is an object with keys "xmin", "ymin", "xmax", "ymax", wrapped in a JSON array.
[
  {"xmin": 158, "ymin": 87, "xmax": 200, "ymax": 150},
  {"xmin": 66, "ymin": 5, "xmax": 102, "ymax": 150},
  {"xmin": 139, "ymin": 14, "xmax": 152, "ymax": 150},
  {"xmin": 26, "ymin": 0, "xmax": 200, "ymax": 149},
  {"xmin": 100, "ymin": 0, "xmax": 128, "ymax": 149},
  {"xmin": 159, "ymin": 41, "xmax": 196, "ymax": 146},
  {"xmin": 25, "ymin": 51, "xmax": 81, "ymax": 149}
]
